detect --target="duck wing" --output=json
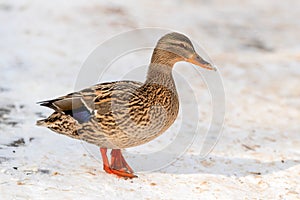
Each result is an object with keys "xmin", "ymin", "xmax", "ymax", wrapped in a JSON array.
[{"xmin": 38, "ymin": 81, "xmax": 143, "ymax": 123}]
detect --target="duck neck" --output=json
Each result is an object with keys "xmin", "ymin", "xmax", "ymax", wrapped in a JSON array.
[{"xmin": 144, "ymin": 49, "xmax": 178, "ymax": 89}]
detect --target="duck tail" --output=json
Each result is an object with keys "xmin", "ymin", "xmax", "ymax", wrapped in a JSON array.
[
  {"xmin": 36, "ymin": 119, "xmax": 46, "ymax": 126},
  {"xmin": 37, "ymin": 100, "xmax": 59, "ymax": 111}
]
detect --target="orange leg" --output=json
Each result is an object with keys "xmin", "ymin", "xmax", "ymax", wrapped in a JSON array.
[
  {"xmin": 111, "ymin": 149, "xmax": 134, "ymax": 173},
  {"xmin": 100, "ymin": 148, "xmax": 112, "ymax": 174},
  {"xmin": 100, "ymin": 148, "xmax": 137, "ymax": 179}
]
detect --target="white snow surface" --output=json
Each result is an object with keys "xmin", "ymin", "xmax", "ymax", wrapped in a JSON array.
[{"xmin": 1, "ymin": 0, "xmax": 300, "ymax": 199}]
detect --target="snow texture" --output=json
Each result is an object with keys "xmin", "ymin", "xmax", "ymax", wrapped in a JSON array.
[{"xmin": 1, "ymin": 0, "xmax": 300, "ymax": 199}]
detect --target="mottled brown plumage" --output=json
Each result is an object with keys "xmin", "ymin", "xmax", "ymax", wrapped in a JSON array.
[{"xmin": 37, "ymin": 32, "xmax": 216, "ymax": 178}]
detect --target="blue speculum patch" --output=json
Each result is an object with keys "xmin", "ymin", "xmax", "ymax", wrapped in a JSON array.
[{"xmin": 70, "ymin": 107, "xmax": 91, "ymax": 123}]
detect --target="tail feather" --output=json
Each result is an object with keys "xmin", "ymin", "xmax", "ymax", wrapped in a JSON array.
[
  {"xmin": 37, "ymin": 99, "xmax": 61, "ymax": 111},
  {"xmin": 35, "ymin": 112, "xmax": 81, "ymax": 137},
  {"xmin": 36, "ymin": 119, "xmax": 46, "ymax": 126}
]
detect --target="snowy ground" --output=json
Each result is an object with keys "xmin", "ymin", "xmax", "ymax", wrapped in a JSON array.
[{"xmin": 1, "ymin": 0, "xmax": 300, "ymax": 199}]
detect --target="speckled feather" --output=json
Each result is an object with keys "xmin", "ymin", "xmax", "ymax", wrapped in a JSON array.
[{"xmin": 37, "ymin": 79, "xmax": 179, "ymax": 148}]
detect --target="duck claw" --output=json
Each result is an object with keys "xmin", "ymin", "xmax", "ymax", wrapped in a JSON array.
[
  {"xmin": 110, "ymin": 168, "xmax": 138, "ymax": 179},
  {"xmin": 103, "ymin": 166, "xmax": 137, "ymax": 179}
]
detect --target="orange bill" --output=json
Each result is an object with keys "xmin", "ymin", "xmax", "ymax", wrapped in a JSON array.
[{"xmin": 187, "ymin": 54, "xmax": 217, "ymax": 71}]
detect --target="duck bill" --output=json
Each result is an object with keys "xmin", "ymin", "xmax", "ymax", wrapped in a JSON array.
[{"xmin": 187, "ymin": 54, "xmax": 217, "ymax": 71}]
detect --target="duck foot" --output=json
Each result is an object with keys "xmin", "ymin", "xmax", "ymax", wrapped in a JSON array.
[
  {"xmin": 110, "ymin": 149, "xmax": 134, "ymax": 173},
  {"xmin": 103, "ymin": 166, "xmax": 137, "ymax": 179},
  {"xmin": 100, "ymin": 148, "xmax": 137, "ymax": 179}
]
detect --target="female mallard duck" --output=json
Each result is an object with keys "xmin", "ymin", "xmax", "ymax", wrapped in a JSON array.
[{"xmin": 37, "ymin": 32, "xmax": 216, "ymax": 178}]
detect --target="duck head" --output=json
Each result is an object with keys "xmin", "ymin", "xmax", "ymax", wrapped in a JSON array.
[{"xmin": 151, "ymin": 32, "xmax": 216, "ymax": 71}]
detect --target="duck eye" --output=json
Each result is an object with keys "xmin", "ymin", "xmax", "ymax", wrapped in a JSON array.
[{"xmin": 178, "ymin": 43, "xmax": 187, "ymax": 49}]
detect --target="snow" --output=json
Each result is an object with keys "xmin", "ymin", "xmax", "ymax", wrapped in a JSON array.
[{"xmin": 1, "ymin": 0, "xmax": 300, "ymax": 199}]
